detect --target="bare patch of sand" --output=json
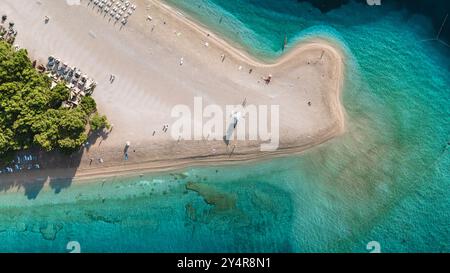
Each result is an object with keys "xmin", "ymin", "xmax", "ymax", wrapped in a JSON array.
[{"xmin": 0, "ymin": 0, "xmax": 346, "ymax": 184}]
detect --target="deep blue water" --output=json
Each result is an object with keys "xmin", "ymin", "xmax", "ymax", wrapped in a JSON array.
[{"xmin": 0, "ymin": 0, "xmax": 448, "ymax": 252}]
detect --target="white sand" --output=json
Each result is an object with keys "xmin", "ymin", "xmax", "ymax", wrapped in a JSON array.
[{"xmin": 0, "ymin": 0, "xmax": 346, "ymax": 183}]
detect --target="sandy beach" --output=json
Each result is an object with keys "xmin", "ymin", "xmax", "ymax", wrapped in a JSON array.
[{"xmin": 0, "ymin": 0, "xmax": 346, "ymax": 185}]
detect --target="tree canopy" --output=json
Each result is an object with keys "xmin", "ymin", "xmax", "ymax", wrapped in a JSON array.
[
  {"xmin": 90, "ymin": 113, "xmax": 110, "ymax": 131},
  {"xmin": 0, "ymin": 41, "xmax": 107, "ymax": 162}
]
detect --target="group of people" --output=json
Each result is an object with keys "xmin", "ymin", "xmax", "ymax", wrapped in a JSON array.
[
  {"xmin": 89, "ymin": 157, "xmax": 104, "ymax": 165},
  {"xmin": 0, "ymin": 155, "xmax": 40, "ymax": 174},
  {"xmin": 0, "ymin": 15, "xmax": 17, "ymax": 44}
]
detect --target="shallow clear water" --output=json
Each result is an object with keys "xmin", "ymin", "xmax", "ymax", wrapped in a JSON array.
[{"xmin": 0, "ymin": 0, "xmax": 449, "ymax": 252}]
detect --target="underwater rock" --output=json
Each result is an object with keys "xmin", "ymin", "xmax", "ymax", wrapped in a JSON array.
[
  {"xmin": 39, "ymin": 223, "xmax": 63, "ymax": 241},
  {"xmin": 15, "ymin": 222, "xmax": 27, "ymax": 232},
  {"xmin": 0, "ymin": 224, "xmax": 7, "ymax": 233},
  {"xmin": 85, "ymin": 210, "xmax": 121, "ymax": 224},
  {"xmin": 185, "ymin": 203, "xmax": 197, "ymax": 221},
  {"xmin": 170, "ymin": 173, "xmax": 189, "ymax": 180},
  {"xmin": 186, "ymin": 182, "xmax": 236, "ymax": 212}
]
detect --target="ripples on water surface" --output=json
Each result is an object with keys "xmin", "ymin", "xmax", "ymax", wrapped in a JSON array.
[{"xmin": 0, "ymin": 0, "xmax": 448, "ymax": 252}]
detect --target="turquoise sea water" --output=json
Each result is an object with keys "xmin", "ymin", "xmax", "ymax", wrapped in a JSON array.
[{"xmin": 0, "ymin": 0, "xmax": 449, "ymax": 252}]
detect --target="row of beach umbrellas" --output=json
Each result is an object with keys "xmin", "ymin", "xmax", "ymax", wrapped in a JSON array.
[{"xmin": 90, "ymin": 0, "xmax": 137, "ymax": 25}]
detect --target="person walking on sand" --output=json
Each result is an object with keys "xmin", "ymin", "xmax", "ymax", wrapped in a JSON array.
[
  {"xmin": 110, "ymin": 74, "xmax": 116, "ymax": 83},
  {"xmin": 262, "ymin": 74, "xmax": 272, "ymax": 84},
  {"xmin": 180, "ymin": 57, "xmax": 184, "ymax": 66},
  {"xmin": 44, "ymin": 16, "xmax": 50, "ymax": 24},
  {"xmin": 242, "ymin": 98, "xmax": 247, "ymax": 107}
]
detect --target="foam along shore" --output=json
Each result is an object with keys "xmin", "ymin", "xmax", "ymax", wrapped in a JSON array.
[{"xmin": 0, "ymin": 0, "xmax": 346, "ymax": 184}]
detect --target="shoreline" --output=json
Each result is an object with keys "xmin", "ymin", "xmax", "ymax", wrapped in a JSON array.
[
  {"xmin": 158, "ymin": 0, "xmax": 348, "ymax": 66},
  {"xmin": 0, "ymin": 124, "xmax": 341, "ymax": 185},
  {"xmin": 0, "ymin": 0, "xmax": 346, "ymax": 186}
]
